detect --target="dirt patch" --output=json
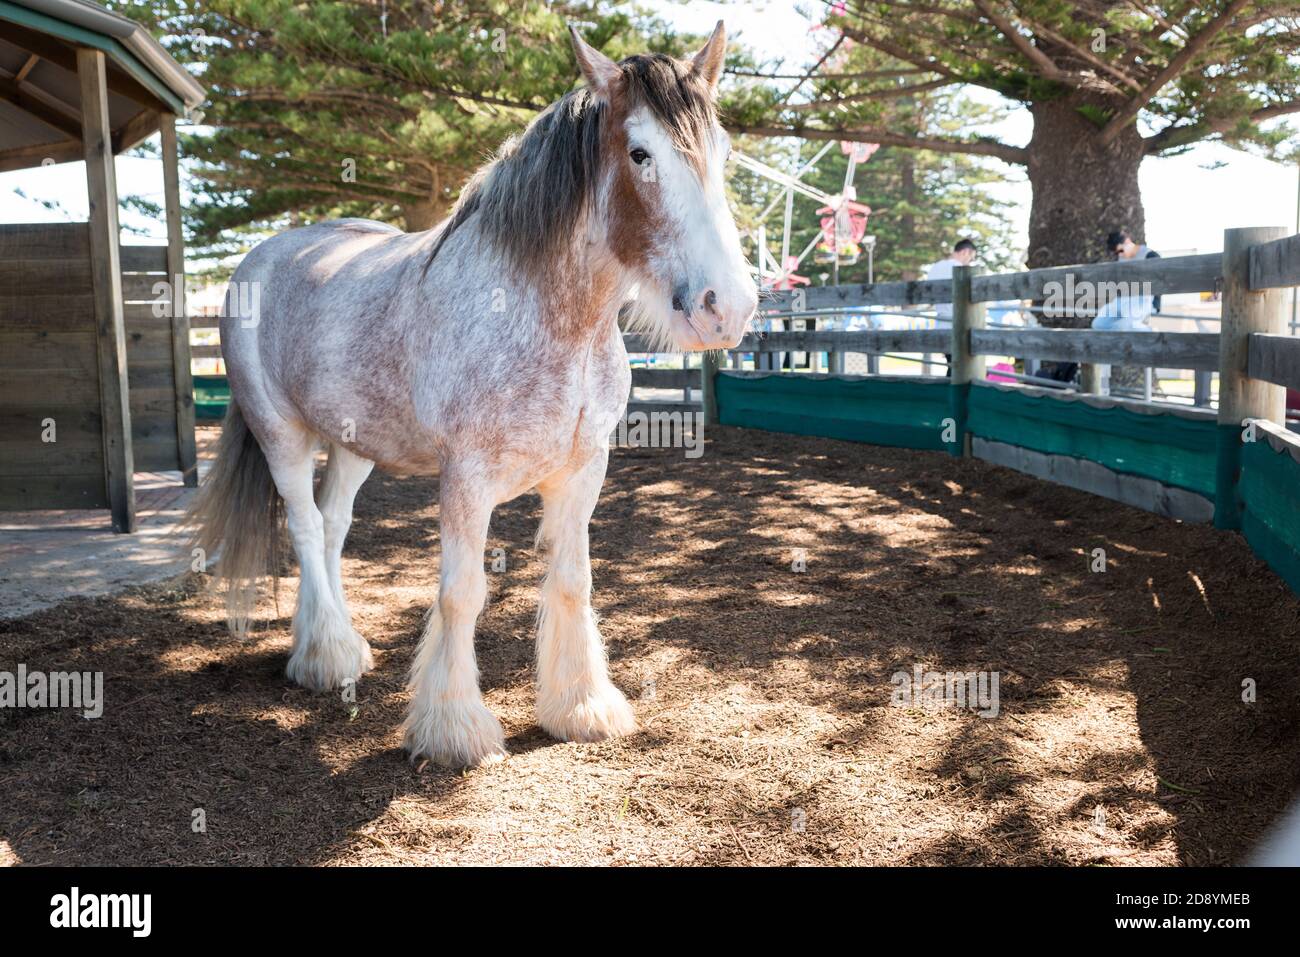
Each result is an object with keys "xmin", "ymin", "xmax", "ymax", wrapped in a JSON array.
[{"xmin": 2, "ymin": 424, "xmax": 1299, "ymax": 865}]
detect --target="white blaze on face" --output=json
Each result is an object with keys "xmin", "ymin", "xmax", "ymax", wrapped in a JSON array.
[{"xmin": 623, "ymin": 107, "xmax": 757, "ymax": 350}]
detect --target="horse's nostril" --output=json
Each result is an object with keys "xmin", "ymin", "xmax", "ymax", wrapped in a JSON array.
[
  {"xmin": 672, "ymin": 294, "xmax": 685, "ymax": 312},
  {"xmin": 704, "ymin": 290, "xmax": 718, "ymax": 313}
]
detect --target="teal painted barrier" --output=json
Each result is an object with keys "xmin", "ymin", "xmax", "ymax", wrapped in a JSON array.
[
  {"xmin": 967, "ymin": 384, "xmax": 1218, "ymax": 498},
  {"xmin": 193, "ymin": 375, "xmax": 230, "ymax": 421},
  {"xmin": 715, "ymin": 373, "xmax": 951, "ymax": 451},
  {"xmin": 1240, "ymin": 435, "xmax": 1300, "ymax": 595}
]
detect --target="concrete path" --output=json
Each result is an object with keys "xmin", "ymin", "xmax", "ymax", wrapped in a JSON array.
[{"xmin": 0, "ymin": 469, "xmax": 200, "ymax": 619}]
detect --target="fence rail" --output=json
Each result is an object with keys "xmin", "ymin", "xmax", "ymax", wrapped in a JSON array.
[
  {"xmin": 970, "ymin": 329, "xmax": 1220, "ymax": 370},
  {"xmin": 1249, "ymin": 233, "xmax": 1300, "ymax": 291}
]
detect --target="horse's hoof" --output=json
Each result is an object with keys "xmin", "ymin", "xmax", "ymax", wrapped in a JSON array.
[
  {"xmin": 538, "ymin": 681, "xmax": 637, "ymax": 743},
  {"xmin": 286, "ymin": 629, "xmax": 373, "ymax": 691},
  {"xmin": 401, "ymin": 699, "xmax": 508, "ymax": 769}
]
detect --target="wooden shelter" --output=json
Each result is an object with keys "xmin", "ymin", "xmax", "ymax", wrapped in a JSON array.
[{"xmin": 0, "ymin": 0, "xmax": 205, "ymax": 531}]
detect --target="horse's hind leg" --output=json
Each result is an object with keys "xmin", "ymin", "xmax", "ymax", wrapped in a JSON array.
[
  {"xmin": 317, "ymin": 443, "xmax": 374, "ymax": 623},
  {"xmin": 401, "ymin": 466, "xmax": 507, "ymax": 768},
  {"xmin": 263, "ymin": 431, "xmax": 373, "ymax": 690},
  {"xmin": 534, "ymin": 448, "xmax": 635, "ymax": 742}
]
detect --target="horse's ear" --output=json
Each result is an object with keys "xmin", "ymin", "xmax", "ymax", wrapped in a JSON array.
[
  {"xmin": 690, "ymin": 20, "xmax": 727, "ymax": 92},
  {"xmin": 569, "ymin": 25, "xmax": 621, "ymax": 99}
]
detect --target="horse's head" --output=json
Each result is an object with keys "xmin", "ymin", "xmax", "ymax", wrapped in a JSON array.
[{"xmin": 571, "ymin": 22, "xmax": 757, "ymax": 350}]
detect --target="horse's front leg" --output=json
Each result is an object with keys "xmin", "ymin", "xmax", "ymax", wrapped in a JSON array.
[
  {"xmin": 401, "ymin": 468, "xmax": 507, "ymax": 768},
  {"xmin": 535, "ymin": 448, "xmax": 636, "ymax": 742}
]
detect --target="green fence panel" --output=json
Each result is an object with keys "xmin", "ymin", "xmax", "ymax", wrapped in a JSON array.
[
  {"xmin": 193, "ymin": 375, "xmax": 230, "ymax": 421},
  {"xmin": 968, "ymin": 385, "xmax": 1218, "ymax": 497},
  {"xmin": 715, "ymin": 373, "xmax": 951, "ymax": 451},
  {"xmin": 1240, "ymin": 437, "xmax": 1300, "ymax": 595}
]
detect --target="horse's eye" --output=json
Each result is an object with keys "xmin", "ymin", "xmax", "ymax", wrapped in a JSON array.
[{"xmin": 629, "ymin": 148, "xmax": 650, "ymax": 165}]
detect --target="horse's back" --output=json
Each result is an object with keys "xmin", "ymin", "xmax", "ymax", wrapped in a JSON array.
[{"xmin": 221, "ymin": 219, "xmax": 436, "ymax": 459}]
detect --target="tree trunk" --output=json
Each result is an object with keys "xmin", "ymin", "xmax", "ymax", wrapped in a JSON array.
[
  {"xmin": 899, "ymin": 149, "xmax": 918, "ymax": 281},
  {"xmin": 1025, "ymin": 95, "xmax": 1146, "ymax": 285},
  {"xmin": 1025, "ymin": 96, "xmax": 1148, "ymax": 389},
  {"xmin": 400, "ymin": 198, "xmax": 445, "ymax": 232}
]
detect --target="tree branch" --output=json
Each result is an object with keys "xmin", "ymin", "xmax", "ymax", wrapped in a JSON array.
[
  {"xmin": 726, "ymin": 121, "xmax": 1028, "ymax": 164},
  {"xmin": 971, "ymin": 0, "xmax": 1063, "ymax": 80},
  {"xmin": 785, "ymin": 78, "xmax": 952, "ymax": 112},
  {"xmin": 1144, "ymin": 99, "xmax": 1300, "ymax": 153},
  {"xmin": 1099, "ymin": 0, "xmax": 1251, "ymax": 146}
]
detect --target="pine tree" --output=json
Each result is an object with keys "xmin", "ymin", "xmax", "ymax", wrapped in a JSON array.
[
  {"xmin": 114, "ymin": 0, "xmax": 698, "ymax": 256},
  {"xmin": 726, "ymin": 1, "xmax": 1300, "ymax": 271}
]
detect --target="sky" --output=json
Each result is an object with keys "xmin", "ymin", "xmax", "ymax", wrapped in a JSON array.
[{"xmin": 1, "ymin": 0, "xmax": 1295, "ymax": 260}]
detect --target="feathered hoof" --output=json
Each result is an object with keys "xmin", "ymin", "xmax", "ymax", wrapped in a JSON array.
[
  {"xmin": 538, "ymin": 680, "xmax": 637, "ymax": 743},
  {"xmin": 402, "ymin": 698, "xmax": 508, "ymax": 769}
]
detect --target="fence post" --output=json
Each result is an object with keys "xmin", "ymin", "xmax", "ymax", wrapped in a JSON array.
[
  {"xmin": 1079, "ymin": 363, "xmax": 1103, "ymax": 394},
  {"xmin": 701, "ymin": 349, "xmax": 720, "ymax": 426},
  {"xmin": 949, "ymin": 265, "xmax": 986, "ymax": 457},
  {"xmin": 1193, "ymin": 369, "xmax": 1212, "ymax": 407},
  {"xmin": 1214, "ymin": 226, "xmax": 1288, "ymax": 529}
]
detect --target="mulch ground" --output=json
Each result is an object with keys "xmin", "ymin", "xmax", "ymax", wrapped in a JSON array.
[{"xmin": 2, "ymin": 423, "xmax": 1299, "ymax": 866}]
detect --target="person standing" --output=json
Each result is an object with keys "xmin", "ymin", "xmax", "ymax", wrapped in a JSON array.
[
  {"xmin": 1094, "ymin": 230, "xmax": 1161, "ymax": 394},
  {"xmin": 926, "ymin": 238, "xmax": 978, "ymax": 322},
  {"xmin": 1104, "ymin": 229, "xmax": 1162, "ymax": 316}
]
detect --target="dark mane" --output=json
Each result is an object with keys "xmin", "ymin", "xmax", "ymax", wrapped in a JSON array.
[{"xmin": 424, "ymin": 53, "xmax": 717, "ymax": 280}]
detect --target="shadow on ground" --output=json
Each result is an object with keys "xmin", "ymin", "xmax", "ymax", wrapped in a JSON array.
[{"xmin": 1, "ymin": 425, "xmax": 1297, "ymax": 865}]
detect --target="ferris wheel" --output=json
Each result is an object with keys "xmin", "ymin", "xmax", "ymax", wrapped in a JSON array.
[{"xmin": 731, "ymin": 140, "xmax": 879, "ymax": 290}]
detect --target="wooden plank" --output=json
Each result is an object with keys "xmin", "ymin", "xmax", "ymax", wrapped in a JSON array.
[
  {"xmin": 119, "ymin": 244, "xmax": 168, "ymax": 273},
  {"xmin": 133, "ymin": 437, "xmax": 181, "ymax": 472},
  {"xmin": 1215, "ymin": 226, "xmax": 1288, "ymax": 530},
  {"xmin": 0, "ymin": 405, "xmax": 100, "ymax": 439},
  {"xmin": 79, "ymin": 47, "xmax": 134, "ymax": 532},
  {"xmin": 189, "ymin": 343, "xmax": 224, "ymax": 359},
  {"xmin": 0, "ymin": 257, "xmax": 93, "ymax": 296},
  {"xmin": 1248, "ymin": 233, "xmax": 1300, "ymax": 291},
  {"xmin": 970, "ymin": 252, "xmax": 1222, "ymax": 303},
  {"xmin": 950, "ymin": 265, "xmax": 984, "ymax": 385},
  {"xmin": 0, "ymin": 330, "xmax": 97, "ymax": 373},
  {"xmin": 188, "ymin": 314, "xmax": 222, "ymax": 329},
  {"xmin": 625, "ymin": 400, "xmax": 701, "ymax": 416},
  {"xmin": 0, "ymin": 443, "xmax": 105, "ymax": 476},
  {"xmin": 0, "ymin": 222, "xmax": 88, "ymax": 258},
  {"xmin": 0, "ymin": 371, "xmax": 100, "ymax": 405},
  {"xmin": 631, "ymin": 367, "xmax": 698, "ymax": 389},
  {"xmin": 702, "ymin": 349, "xmax": 719, "ymax": 426},
  {"xmin": 112, "ymin": 108, "xmax": 160, "ymax": 156},
  {"xmin": 736, "ymin": 328, "xmax": 951, "ymax": 354},
  {"xmin": 124, "ymin": 302, "xmax": 173, "ymax": 324},
  {"xmin": 121, "ymin": 271, "xmax": 170, "ymax": 303},
  {"xmin": 0, "ymin": 139, "xmax": 83, "ymax": 174},
  {"xmin": 0, "ymin": 74, "xmax": 82, "ymax": 141},
  {"xmin": 160, "ymin": 112, "xmax": 197, "ymax": 485},
  {"xmin": 760, "ymin": 279, "xmax": 951, "ymax": 313},
  {"xmin": 0, "ymin": 293, "xmax": 94, "ymax": 329},
  {"xmin": 125, "ymin": 326, "xmax": 177, "ymax": 364},
  {"xmin": 1247, "ymin": 333, "xmax": 1300, "ymax": 391},
  {"xmin": 1220, "ymin": 228, "xmax": 1287, "ymax": 427},
  {"xmin": 0, "ymin": 475, "xmax": 108, "ymax": 510},
  {"xmin": 972, "ymin": 437, "xmax": 1214, "ymax": 524},
  {"xmin": 971, "ymin": 329, "xmax": 1220, "ymax": 370},
  {"xmin": 949, "ymin": 265, "xmax": 985, "ymax": 457}
]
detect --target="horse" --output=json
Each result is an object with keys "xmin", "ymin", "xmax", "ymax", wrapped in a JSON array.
[{"xmin": 191, "ymin": 22, "xmax": 757, "ymax": 768}]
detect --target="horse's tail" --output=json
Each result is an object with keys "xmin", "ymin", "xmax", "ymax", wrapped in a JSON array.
[{"xmin": 187, "ymin": 399, "xmax": 283, "ymax": 634}]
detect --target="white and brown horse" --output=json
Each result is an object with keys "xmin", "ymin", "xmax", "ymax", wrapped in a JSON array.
[{"xmin": 192, "ymin": 23, "xmax": 756, "ymax": 767}]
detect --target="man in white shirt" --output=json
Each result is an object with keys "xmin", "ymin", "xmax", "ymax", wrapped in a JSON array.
[{"xmin": 926, "ymin": 239, "xmax": 977, "ymax": 321}]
